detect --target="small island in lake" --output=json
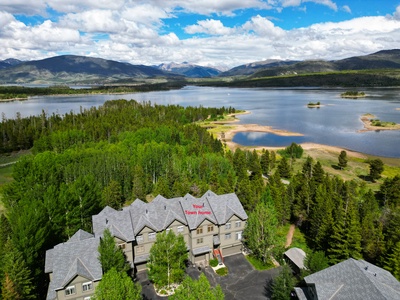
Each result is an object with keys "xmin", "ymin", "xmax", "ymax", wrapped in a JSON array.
[
  {"xmin": 307, "ymin": 101, "xmax": 321, "ymax": 108},
  {"xmin": 341, "ymin": 91, "xmax": 366, "ymax": 99},
  {"xmin": 359, "ymin": 113, "xmax": 400, "ymax": 132}
]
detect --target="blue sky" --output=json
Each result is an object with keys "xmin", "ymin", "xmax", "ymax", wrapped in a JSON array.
[{"xmin": 1, "ymin": 0, "xmax": 399, "ymax": 68}]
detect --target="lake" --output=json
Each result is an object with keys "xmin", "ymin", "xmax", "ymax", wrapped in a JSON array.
[{"xmin": 1, "ymin": 86, "xmax": 400, "ymax": 157}]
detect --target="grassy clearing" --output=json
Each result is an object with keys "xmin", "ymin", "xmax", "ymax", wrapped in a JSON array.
[
  {"xmin": 290, "ymin": 227, "xmax": 310, "ymax": 253},
  {"xmin": 246, "ymin": 255, "xmax": 276, "ymax": 270}
]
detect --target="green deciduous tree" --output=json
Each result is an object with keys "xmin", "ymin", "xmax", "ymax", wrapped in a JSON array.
[
  {"xmin": 93, "ymin": 268, "xmax": 142, "ymax": 300},
  {"xmin": 148, "ymin": 230, "xmax": 188, "ymax": 288},
  {"xmin": 338, "ymin": 150, "xmax": 348, "ymax": 169},
  {"xmin": 169, "ymin": 274, "xmax": 224, "ymax": 300},
  {"xmin": 243, "ymin": 199, "xmax": 278, "ymax": 263},
  {"xmin": 98, "ymin": 229, "xmax": 130, "ymax": 274}
]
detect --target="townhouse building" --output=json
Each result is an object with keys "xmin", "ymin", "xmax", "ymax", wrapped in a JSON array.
[{"xmin": 45, "ymin": 191, "xmax": 248, "ymax": 299}]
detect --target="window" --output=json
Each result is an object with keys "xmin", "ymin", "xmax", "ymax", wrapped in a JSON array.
[
  {"xmin": 82, "ymin": 282, "xmax": 93, "ymax": 292},
  {"xmin": 136, "ymin": 235, "xmax": 143, "ymax": 243},
  {"xmin": 207, "ymin": 225, "xmax": 214, "ymax": 232},
  {"xmin": 118, "ymin": 243, "xmax": 126, "ymax": 249},
  {"xmin": 197, "ymin": 238, "xmax": 203, "ymax": 244},
  {"xmin": 166, "ymin": 228, "xmax": 171, "ymax": 233},
  {"xmin": 148, "ymin": 232, "xmax": 156, "ymax": 241},
  {"xmin": 177, "ymin": 226, "xmax": 184, "ymax": 233},
  {"xmin": 84, "ymin": 297, "xmax": 91, "ymax": 300},
  {"xmin": 235, "ymin": 221, "xmax": 241, "ymax": 228},
  {"xmin": 196, "ymin": 227, "xmax": 203, "ymax": 235},
  {"xmin": 65, "ymin": 286, "xmax": 76, "ymax": 296},
  {"xmin": 235, "ymin": 231, "xmax": 242, "ymax": 240},
  {"xmin": 136, "ymin": 246, "xmax": 144, "ymax": 254},
  {"xmin": 225, "ymin": 233, "xmax": 231, "ymax": 240},
  {"xmin": 225, "ymin": 223, "xmax": 231, "ymax": 230}
]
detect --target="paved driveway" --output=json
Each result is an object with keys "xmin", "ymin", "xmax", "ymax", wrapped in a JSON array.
[
  {"xmin": 204, "ymin": 254, "xmax": 281, "ymax": 300},
  {"xmin": 138, "ymin": 254, "xmax": 280, "ymax": 300}
]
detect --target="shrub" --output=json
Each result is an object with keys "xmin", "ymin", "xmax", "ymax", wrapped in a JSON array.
[
  {"xmin": 216, "ymin": 267, "xmax": 228, "ymax": 276},
  {"xmin": 210, "ymin": 258, "xmax": 219, "ymax": 267}
]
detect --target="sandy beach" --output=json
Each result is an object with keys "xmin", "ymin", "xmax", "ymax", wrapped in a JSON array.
[
  {"xmin": 214, "ymin": 111, "xmax": 367, "ymax": 158},
  {"xmin": 358, "ymin": 114, "xmax": 400, "ymax": 132}
]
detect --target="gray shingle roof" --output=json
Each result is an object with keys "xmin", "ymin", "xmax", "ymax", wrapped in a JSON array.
[
  {"xmin": 284, "ymin": 247, "xmax": 306, "ymax": 270},
  {"xmin": 303, "ymin": 258, "xmax": 400, "ymax": 300},
  {"xmin": 92, "ymin": 191, "xmax": 248, "ymax": 238},
  {"xmin": 192, "ymin": 245, "xmax": 211, "ymax": 255},
  {"xmin": 45, "ymin": 230, "xmax": 102, "ymax": 300}
]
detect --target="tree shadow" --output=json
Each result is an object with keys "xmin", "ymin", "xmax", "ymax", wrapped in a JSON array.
[
  {"xmin": 331, "ymin": 164, "xmax": 341, "ymax": 170},
  {"xmin": 358, "ymin": 174, "xmax": 374, "ymax": 182},
  {"xmin": 264, "ymin": 278, "xmax": 274, "ymax": 298}
]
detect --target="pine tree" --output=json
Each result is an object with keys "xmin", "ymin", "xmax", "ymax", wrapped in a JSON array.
[
  {"xmin": 270, "ymin": 266, "xmax": 295, "ymax": 300},
  {"xmin": 261, "ymin": 149, "xmax": 270, "ymax": 176},
  {"xmin": 1, "ymin": 241, "xmax": 34, "ymax": 299},
  {"xmin": 98, "ymin": 229, "xmax": 130, "ymax": 274},
  {"xmin": 384, "ymin": 241, "xmax": 400, "ymax": 281},
  {"xmin": 102, "ymin": 180, "xmax": 124, "ymax": 209},
  {"xmin": 369, "ymin": 159, "xmax": 384, "ymax": 182},
  {"xmin": 277, "ymin": 156, "xmax": 291, "ymax": 179},
  {"xmin": 338, "ymin": 150, "xmax": 348, "ymax": 169}
]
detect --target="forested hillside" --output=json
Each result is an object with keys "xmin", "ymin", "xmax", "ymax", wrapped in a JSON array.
[{"xmin": 0, "ymin": 99, "xmax": 399, "ymax": 298}]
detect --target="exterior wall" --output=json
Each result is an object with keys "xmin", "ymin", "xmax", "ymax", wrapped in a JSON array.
[
  {"xmin": 219, "ymin": 216, "xmax": 245, "ymax": 258},
  {"xmin": 115, "ymin": 237, "xmax": 133, "ymax": 264},
  {"xmin": 131, "ymin": 217, "xmax": 246, "ymax": 269},
  {"xmin": 56, "ymin": 276, "xmax": 99, "ymax": 300}
]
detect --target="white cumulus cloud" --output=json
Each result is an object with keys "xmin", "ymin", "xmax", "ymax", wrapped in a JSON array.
[{"xmin": 185, "ymin": 19, "xmax": 234, "ymax": 35}]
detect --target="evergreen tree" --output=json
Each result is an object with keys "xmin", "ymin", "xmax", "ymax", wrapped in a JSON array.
[
  {"xmin": 0, "ymin": 241, "xmax": 34, "ymax": 299},
  {"xmin": 169, "ymin": 274, "xmax": 224, "ymax": 300},
  {"xmin": 93, "ymin": 268, "xmax": 142, "ymax": 300},
  {"xmin": 261, "ymin": 149, "xmax": 270, "ymax": 176},
  {"xmin": 312, "ymin": 161, "xmax": 324, "ymax": 184},
  {"xmin": 277, "ymin": 157, "xmax": 291, "ymax": 179},
  {"xmin": 102, "ymin": 180, "xmax": 124, "ymax": 209},
  {"xmin": 379, "ymin": 175, "xmax": 400, "ymax": 208},
  {"xmin": 384, "ymin": 241, "xmax": 400, "ymax": 281},
  {"xmin": 148, "ymin": 230, "xmax": 188, "ymax": 288},
  {"xmin": 270, "ymin": 266, "xmax": 295, "ymax": 300},
  {"xmin": 338, "ymin": 150, "xmax": 348, "ymax": 169},
  {"xmin": 243, "ymin": 200, "xmax": 278, "ymax": 263},
  {"xmin": 98, "ymin": 229, "xmax": 130, "ymax": 274},
  {"xmin": 368, "ymin": 159, "xmax": 384, "ymax": 182},
  {"xmin": 303, "ymin": 250, "xmax": 329, "ymax": 275}
]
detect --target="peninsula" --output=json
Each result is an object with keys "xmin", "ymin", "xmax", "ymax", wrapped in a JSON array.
[{"xmin": 359, "ymin": 113, "xmax": 400, "ymax": 132}]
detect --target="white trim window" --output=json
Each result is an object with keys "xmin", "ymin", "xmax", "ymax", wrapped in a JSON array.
[
  {"xmin": 65, "ymin": 285, "xmax": 76, "ymax": 296},
  {"xmin": 225, "ymin": 233, "xmax": 231, "ymax": 240},
  {"xmin": 136, "ymin": 235, "xmax": 143, "ymax": 243},
  {"xmin": 148, "ymin": 232, "xmax": 156, "ymax": 241},
  {"xmin": 235, "ymin": 221, "xmax": 241, "ymax": 228},
  {"xmin": 177, "ymin": 226, "xmax": 184, "ymax": 233},
  {"xmin": 235, "ymin": 231, "xmax": 242, "ymax": 240},
  {"xmin": 84, "ymin": 297, "xmax": 91, "ymax": 300},
  {"xmin": 82, "ymin": 281, "xmax": 93, "ymax": 292},
  {"xmin": 225, "ymin": 223, "xmax": 231, "ymax": 230}
]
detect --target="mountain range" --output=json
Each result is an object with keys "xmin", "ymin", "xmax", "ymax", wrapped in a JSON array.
[{"xmin": 0, "ymin": 49, "xmax": 399, "ymax": 84}]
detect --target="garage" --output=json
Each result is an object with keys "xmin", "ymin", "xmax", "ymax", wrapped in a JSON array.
[{"xmin": 222, "ymin": 244, "xmax": 242, "ymax": 257}]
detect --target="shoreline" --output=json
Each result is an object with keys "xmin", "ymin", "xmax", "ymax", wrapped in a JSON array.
[
  {"xmin": 358, "ymin": 114, "xmax": 400, "ymax": 132},
  {"xmin": 212, "ymin": 111, "xmax": 367, "ymax": 158}
]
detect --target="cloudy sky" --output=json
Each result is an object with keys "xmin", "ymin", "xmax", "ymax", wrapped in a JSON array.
[{"xmin": 1, "ymin": 0, "xmax": 400, "ymax": 68}]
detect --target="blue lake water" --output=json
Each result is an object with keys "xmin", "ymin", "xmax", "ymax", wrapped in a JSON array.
[{"xmin": 1, "ymin": 86, "xmax": 400, "ymax": 157}]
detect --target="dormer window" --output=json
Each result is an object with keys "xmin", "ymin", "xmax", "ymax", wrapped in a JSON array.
[
  {"xmin": 82, "ymin": 281, "xmax": 93, "ymax": 292},
  {"xmin": 148, "ymin": 232, "xmax": 156, "ymax": 241},
  {"xmin": 136, "ymin": 235, "xmax": 143, "ymax": 243},
  {"xmin": 65, "ymin": 285, "xmax": 76, "ymax": 296}
]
